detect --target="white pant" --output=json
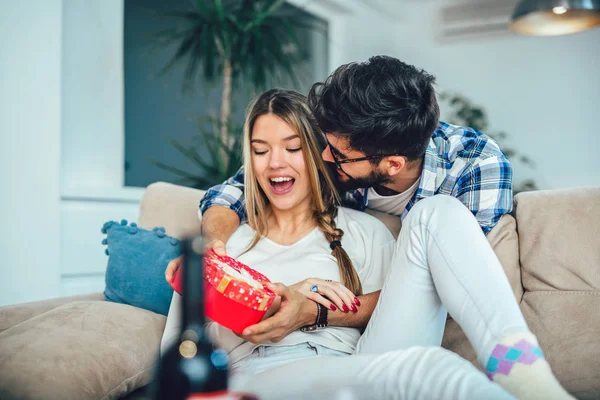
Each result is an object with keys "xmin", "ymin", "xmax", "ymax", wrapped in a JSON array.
[
  {"xmin": 357, "ymin": 195, "xmax": 528, "ymax": 366},
  {"xmin": 232, "ymin": 195, "xmax": 526, "ymax": 399},
  {"xmin": 231, "ymin": 346, "xmax": 514, "ymax": 399}
]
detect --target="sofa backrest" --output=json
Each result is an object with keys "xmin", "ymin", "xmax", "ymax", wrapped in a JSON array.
[
  {"xmin": 138, "ymin": 182, "xmax": 204, "ymax": 239},
  {"xmin": 514, "ymin": 187, "xmax": 600, "ymax": 292},
  {"xmin": 138, "ymin": 182, "xmax": 524, "ymax": 300}
]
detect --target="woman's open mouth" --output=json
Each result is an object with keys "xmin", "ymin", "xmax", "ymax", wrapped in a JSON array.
[{"xmin": 269, "ymin": 176, "xmax": 295, "ymax": 195}]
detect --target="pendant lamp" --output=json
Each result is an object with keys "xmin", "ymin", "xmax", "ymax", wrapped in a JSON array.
[{"xmin": 510, "ymin": 0, "xmax": 600, "ymax": 36}]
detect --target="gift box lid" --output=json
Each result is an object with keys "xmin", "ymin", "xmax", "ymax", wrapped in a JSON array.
[{"xmin": 204, "ymin": 250, "xmax": 276, "ymax": 312}]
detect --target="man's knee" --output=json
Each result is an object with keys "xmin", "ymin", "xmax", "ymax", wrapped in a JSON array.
[{"xmin": 403, "ymin": 195, "xmax": 472, "ymax": 228}]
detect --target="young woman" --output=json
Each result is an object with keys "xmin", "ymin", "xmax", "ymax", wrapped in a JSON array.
[{"xmin": 162, "ymin": 89, "xmax": 571, "ymax": 400}]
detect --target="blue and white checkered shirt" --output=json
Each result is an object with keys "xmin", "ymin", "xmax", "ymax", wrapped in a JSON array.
[{"xmin": 199, "ymin": 122, "xmax": 513, "ymax": 235}]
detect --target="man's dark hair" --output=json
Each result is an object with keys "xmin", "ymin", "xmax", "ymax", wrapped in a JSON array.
[{"xmin": 308, "ymin": 55, "xmax": 440, "ymax": 161}]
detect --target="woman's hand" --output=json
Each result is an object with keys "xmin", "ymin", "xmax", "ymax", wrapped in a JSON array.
[{"xmin": 290, "ymin": 278, "xmax": 360, "ymax": 313}]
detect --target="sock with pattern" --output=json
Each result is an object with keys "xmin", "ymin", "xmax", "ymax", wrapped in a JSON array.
[{"xmin": 486, "ymin": 332, "xmax": 574, "ymax": 400}]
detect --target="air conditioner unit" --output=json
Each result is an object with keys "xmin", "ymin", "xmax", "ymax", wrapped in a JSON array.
[{"xmin": 436, "ymin": 0, "xmax": 519, "ymax": 42}]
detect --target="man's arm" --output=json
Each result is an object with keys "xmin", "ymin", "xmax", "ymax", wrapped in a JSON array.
[
  {"xmin": 201, "ymin": 206, "xmax": 240, "ymax": 251},
  {"xmin": 453, "ymin": 155, "xmax": 513, "ymax": 235},
  {"xmin": 199, "ymin": 166, "xmax": 247, "ymax": 224},
  {"xmin": 241, "ymin": 286, "xmax": 380, "ymax": 343}
]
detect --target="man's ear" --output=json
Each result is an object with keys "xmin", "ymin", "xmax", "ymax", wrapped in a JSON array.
[{"xmin": 383, "ymin": 156, "xmax": 407, "ymax": 176}]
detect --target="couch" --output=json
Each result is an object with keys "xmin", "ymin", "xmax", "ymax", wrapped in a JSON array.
[{"xmin": 1, "ymin": 182, "xmax": 598, "ymax": 400}]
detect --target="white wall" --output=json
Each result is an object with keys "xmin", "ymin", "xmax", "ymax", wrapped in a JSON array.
[
  {"xmin": 62, "ymin": 0, "xmax": 125, "ymax": 191},
  {"xmin": 0, "ymin": 0, "xmax": 63, "ymax": 305},
  {"xmin": 60, "ymin": 0, "xmax": 142, "ymax": 299},
  {"xmin": 371, "ymin": 2, "xmax": 600, "ymax": 189}
]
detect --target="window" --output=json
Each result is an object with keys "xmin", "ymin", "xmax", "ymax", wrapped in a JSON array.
[{"xmin": 123, "ymin": 0, "xmax": 329, "ymax": 188}]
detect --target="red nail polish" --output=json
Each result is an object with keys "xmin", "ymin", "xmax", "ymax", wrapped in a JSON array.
[
  {"xmin": 342, "ymin": 304, "xmax": 349, "ymax": 313},
  {"xmin": 351, "ymin": 304, "xmax": 358, "ymax": 313},
  {"xmin": 330, "ymin": 304, "xmax": 337, "ymax": 311},
  {"xmin": 354, "ymin": 297, "xmax": 361, "ymax": 306}
]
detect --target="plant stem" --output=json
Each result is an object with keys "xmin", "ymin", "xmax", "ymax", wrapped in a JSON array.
[{"xmin": 220, "ymin": 58, "xmax": 232, "ymax": 165}]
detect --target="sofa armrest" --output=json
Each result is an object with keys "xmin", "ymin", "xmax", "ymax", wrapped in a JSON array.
[{"xmin": 0, "ymin": 292, "xmax": 105, "ymax": 333}]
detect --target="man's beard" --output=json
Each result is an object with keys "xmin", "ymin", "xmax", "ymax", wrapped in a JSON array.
[{"xmin": 325, "ymin": 162, "xmax": 393, "ymax": 192}]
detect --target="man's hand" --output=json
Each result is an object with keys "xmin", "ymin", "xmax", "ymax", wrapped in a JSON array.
[
  {"xmin": 164, "ymin": 239, "xmax": 226, "ymax": 289},
  {"xmin": 240, "ymin": 283, "xmax": 317, "ymax": 344}
]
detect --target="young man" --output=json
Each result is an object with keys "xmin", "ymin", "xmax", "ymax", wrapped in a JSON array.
[{"xmin": 165, "ymin": 56, "xmax": 572, "ymax": 399}]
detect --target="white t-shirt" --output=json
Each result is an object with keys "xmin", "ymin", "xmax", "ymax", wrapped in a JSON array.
[
  {"xmin": 163, "ymin": 207, "xmax": 395, "ymax": 365},
  {"xmin": 366, "ymin": 177, "xmax": 420, "ymax": 217}
]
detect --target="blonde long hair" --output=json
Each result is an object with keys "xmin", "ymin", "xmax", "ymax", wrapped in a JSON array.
[{"xmin": 242, "ymin": 89, "xmax": 363, "ymax": 296}]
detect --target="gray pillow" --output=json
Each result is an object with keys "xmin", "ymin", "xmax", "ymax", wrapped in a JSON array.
[{"xmin": 0, "ymin": 300, "xmax": 165, "ymax": 400}]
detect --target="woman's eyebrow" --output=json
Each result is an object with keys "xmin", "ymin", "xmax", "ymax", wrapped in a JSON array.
[{"xmin": 251, "ymin": 134, "xmax": 300, "ymax": 144}]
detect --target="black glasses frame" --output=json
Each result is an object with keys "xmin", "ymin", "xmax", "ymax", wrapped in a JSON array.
[{"xmin": 327, "ymin": 141, "xmax": 401, "ymax": 171}]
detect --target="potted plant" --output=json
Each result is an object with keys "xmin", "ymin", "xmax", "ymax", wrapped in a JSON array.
[{"xmin": 150, "ymin": 0, "xmax": 318, "ymax": 188}]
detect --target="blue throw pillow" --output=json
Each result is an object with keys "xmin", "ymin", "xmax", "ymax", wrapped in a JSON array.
[{"xmin": 102, "ymin": 220, "xmax": 181, "ymax": 315}]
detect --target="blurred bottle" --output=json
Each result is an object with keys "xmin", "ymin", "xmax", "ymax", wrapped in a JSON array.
[{"xmin": 153, "ymin": 236, "xmax": 229, "ymax": 399}]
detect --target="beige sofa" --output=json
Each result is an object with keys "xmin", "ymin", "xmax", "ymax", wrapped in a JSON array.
[{"xmin": 1, "ymin": 183, "xmax": 598, "ymax": 400}]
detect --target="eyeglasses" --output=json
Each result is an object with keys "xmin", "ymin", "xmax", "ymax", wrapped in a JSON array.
[{"xmin": 326, "ymin": 141, "xmax": 401, "ymax": 171}]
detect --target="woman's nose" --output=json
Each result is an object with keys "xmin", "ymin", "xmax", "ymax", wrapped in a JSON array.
[{"xmin": 269, "ymin": 150, "xmax": 286, "ymax": 169}]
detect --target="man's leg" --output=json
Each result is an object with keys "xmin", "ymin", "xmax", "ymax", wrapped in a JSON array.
[
  {"xmin": 231, "ymin": 347, "xmax": 515, "ymax": 400},
  {"xmin": 355, "ymin": 195, "xmax": 572, "ymax": 399}
]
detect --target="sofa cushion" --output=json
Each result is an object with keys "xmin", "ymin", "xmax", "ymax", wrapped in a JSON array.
[
  {"xmin": 0, "ymin": 292, "xmax": 104, "ymax": 334},
  {"xmin": 103, "ymin": 220, "xmax": 180, "ymax": 316},
  {"xmin": 0, "ymin": 300, "xmax": 165, "ymax": 400},
  {"xmin": 515, "ymin": 187, "xmax": 600, "ymax": 292},
  {"xmin": 520, "ymin": 291, "xmax": 600, "ymax": 399},
  {"xmin": 137, "ymin": 182, "xmax": 205, "ymax": 239},
  {"xmin": 486, "ymin": 214, "xmax": 523, "ymax": 302}
]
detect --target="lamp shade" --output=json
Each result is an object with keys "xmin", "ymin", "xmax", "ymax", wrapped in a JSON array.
[{"xmin": 510, "ymin": 0, "xmax": 600, "ymax": 36}]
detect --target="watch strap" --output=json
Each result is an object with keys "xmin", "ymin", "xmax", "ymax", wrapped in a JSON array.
[{"xmin": 300, "ymin": 303, "xmax": 329, "ymax": 332}]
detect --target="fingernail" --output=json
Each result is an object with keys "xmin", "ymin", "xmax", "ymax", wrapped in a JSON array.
[
  {"xmin": 330, "ymin": 304, "xmax": 337, "ymax": 311},
  {"xmin": 342, "ymin": 304, "xmax": 349, "ymax": 313},
  {"xmin": 351, "ymin": 304, "xmax": 358, "ymax": 313},
  {"xmin": 354, "ymin": 297, "xmax": 361, "ymax": 306},
  {"xmin": 216, "ymin": 247, "xmax": 225, "ymax": 254}
]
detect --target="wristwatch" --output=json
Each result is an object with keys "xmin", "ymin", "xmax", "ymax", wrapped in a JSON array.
[{"xmin": 300, "ymin": 303, "xmax": 329, "ymax": 332}]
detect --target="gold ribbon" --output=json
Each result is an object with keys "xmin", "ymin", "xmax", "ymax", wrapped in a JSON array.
[
  {"xmin": 216, "ymin": 275, "xmax": 232, "ymax": 293},
  {"xmin": 257, "ymin": 295, "xmax": 270, "ymax": 311}
]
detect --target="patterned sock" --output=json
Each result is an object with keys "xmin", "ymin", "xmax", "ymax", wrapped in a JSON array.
[{"xmin": 486, "ymin": 332, "xmax": 574, "ymax": 400}]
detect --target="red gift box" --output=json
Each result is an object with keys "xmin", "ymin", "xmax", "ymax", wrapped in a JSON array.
[{"xmin": 171, "ymin": 250, "xmax": 276, "ymax": 334}]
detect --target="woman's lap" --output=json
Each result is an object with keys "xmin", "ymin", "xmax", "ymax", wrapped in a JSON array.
[{"xmin": 231, "ymin": 342, "xmax": 348, "ymax": 375}]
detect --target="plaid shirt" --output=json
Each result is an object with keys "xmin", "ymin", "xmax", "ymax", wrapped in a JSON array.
[{"xmin": 199, "ymin": 122, "xmax": 513, "ymax": 235}]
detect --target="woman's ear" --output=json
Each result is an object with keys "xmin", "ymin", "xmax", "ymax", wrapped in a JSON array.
[{"xmin": 384, "ymin": 156, "xmax": 407, "ymax": 177}]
